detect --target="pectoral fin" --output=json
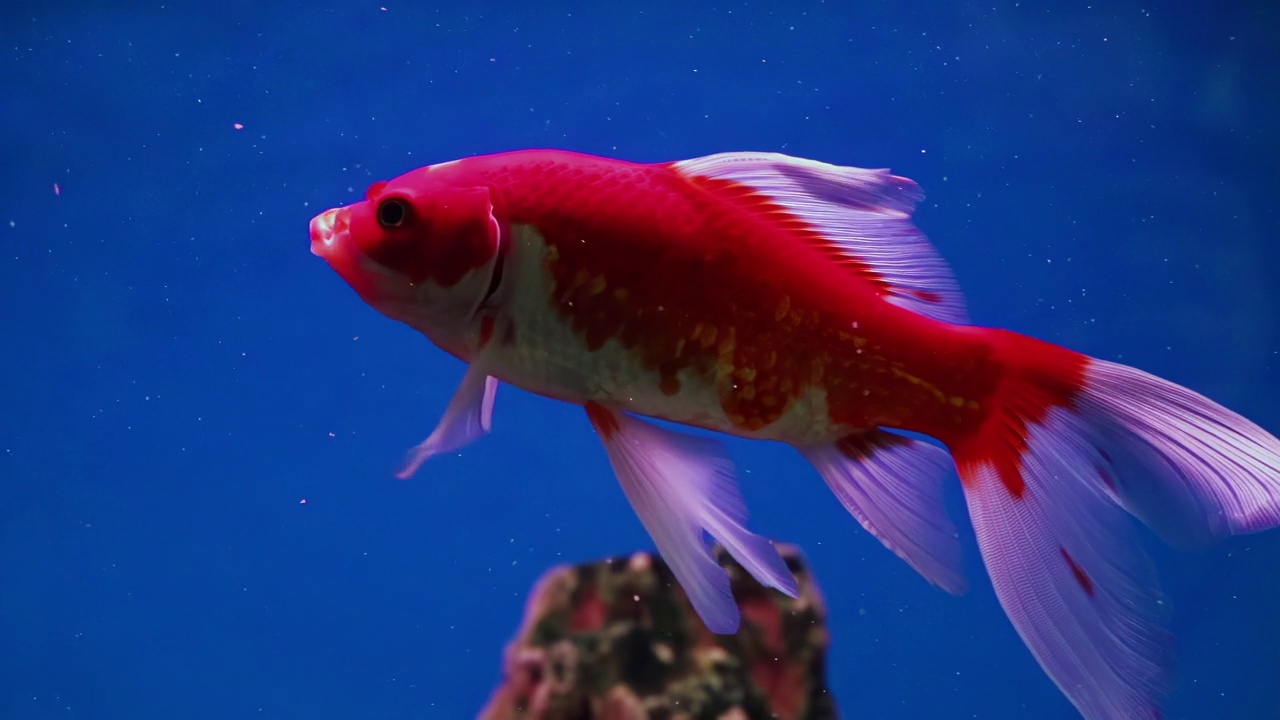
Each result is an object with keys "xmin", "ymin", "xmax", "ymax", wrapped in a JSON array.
[{"xmin": 397, "ymin": 363, "xmax": 498, "ymax": 479}]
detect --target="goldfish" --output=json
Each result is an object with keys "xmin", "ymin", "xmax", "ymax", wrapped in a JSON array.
[{"xmin": 309, "ymin": 149, "xmax": 1280, "ymax": 719}]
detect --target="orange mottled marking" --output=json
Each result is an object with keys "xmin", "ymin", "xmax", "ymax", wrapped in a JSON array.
[
  {"xmin": 463, "ymin": 152, "xmax": 1000, "ymax": 439},
  {"xmin": 535, "ymin": 198, "xmax": 819, "ymax": 431},
  {"xmin": 585, "ymin": 401, "xmax": 619, "ymax": 440}
]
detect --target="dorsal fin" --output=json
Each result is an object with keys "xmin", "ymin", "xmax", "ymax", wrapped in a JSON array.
[{"xmin": 670, "ymin": 152, "xmax": 968, "ymax": 324}]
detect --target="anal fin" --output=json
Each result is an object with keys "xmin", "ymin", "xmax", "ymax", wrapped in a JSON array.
[{"xmin": 800, "ymin": 429, "xmax": 966, "ymax": 594}]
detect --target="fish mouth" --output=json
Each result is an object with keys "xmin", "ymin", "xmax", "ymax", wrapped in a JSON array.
[{"xmin": 309, "ymin": 207, "xmax": 349, "ymax": 259}]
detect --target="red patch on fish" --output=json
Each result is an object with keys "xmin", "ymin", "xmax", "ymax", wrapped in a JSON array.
[
  {"xmin": 507, "ymin": 161, "xmax": 993, "ymax": 436},
  {"xmin": 957, "ymin": 333, "xmax": 1088, "ymax": 498},
  {"xmin": 585, "ymin": 401, "xmax": 619, "ymax": 440},
  {"xmin": 359, "ymin": 185, "xmax": 498, "ymax": 288},
  {"xmin": 540, "ymin": 233, "xmax": 808, "ymax": 431},
  {"xmin": 836, "ymin": 430, "xmax": 909, "ymax": 460},
  {"xmin": 523, "ymin": 173, "xmax": 815, "ymax": 432},
  {"xmin": 1096, "ymin": 448, "xmax": 1117, "ymax": 491},
  {"xmin": 1097, "ymin": 464, "xmax": 1116, "ymax": 491},
  {"xmin": 683, "ymin": 174, "xmax": 901, "ymax": 299},
  {"xmin": 1059, "ymin": 546, "xmax": 1095, "ymax": 597}
]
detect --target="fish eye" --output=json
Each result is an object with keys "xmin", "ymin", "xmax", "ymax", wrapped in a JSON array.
[{"xmin": 377, "ymin": 198, "xmax": 409, "ymax": 229}]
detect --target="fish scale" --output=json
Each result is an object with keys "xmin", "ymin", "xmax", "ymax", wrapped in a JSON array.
[
  {"xmin": 483, "ymin": 155, "xmax": 977, "ymax": 441},
  {"xmin": 485, "ymin": 221, "xmax": 843, "ymax": 444}
]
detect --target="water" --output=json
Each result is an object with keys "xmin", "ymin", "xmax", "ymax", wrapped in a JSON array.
[{"xmin": 3, "ymin": 2, "xmax": 1278, "ymax": 718}]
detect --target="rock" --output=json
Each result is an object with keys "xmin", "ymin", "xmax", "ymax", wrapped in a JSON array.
[{"xmin": 477, "ymin": 544, "xmax": 837, "ymax": 720}]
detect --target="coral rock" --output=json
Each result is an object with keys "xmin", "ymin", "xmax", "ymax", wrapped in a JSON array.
[{"xmin": 477, "ymin": 544, "xmax": 836, "ymax": 720}]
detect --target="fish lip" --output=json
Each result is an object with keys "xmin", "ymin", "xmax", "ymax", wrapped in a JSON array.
[{"xmin": 309, "ymin": 207, "xmax": 343, "ymax": 258}]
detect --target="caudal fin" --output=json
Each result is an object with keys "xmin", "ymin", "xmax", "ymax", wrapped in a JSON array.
[{"xmin": 948, "ymin": 331, "xmax": 1280, "ymax": 720}]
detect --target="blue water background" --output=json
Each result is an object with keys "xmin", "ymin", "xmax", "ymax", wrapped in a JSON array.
[{"xmin": 4, "ymin": 2, "xmax": 1278, "ymax": 718}]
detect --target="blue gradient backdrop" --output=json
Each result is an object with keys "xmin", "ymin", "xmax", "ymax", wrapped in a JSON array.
[{"xmin": 3, "ymin": 2, "xmax": 1278, "ymax": 718}]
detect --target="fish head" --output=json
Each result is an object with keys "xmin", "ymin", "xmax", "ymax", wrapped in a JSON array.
[{"xmin": 310, "ymin": 172, "xmax": 503, "ymax": 358}]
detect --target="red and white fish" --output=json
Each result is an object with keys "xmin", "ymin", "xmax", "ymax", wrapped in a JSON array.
[{"xmin": 310, "ymin": 149, "xmax": 1280, "ymax": 719}]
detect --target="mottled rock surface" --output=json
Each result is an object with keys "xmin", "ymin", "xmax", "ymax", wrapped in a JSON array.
[{"xmin": 478, "ymin": 544, "xmax": 836, "ymax": 720}]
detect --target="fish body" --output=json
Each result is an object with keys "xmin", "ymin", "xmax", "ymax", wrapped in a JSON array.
[
  {"xmin": 319, "ymin": 150, "xmax": 996, "ymax": 444},
  {"xmin": 310, "ymin": 149, "xmax": 1280, "ymax": 720}
]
